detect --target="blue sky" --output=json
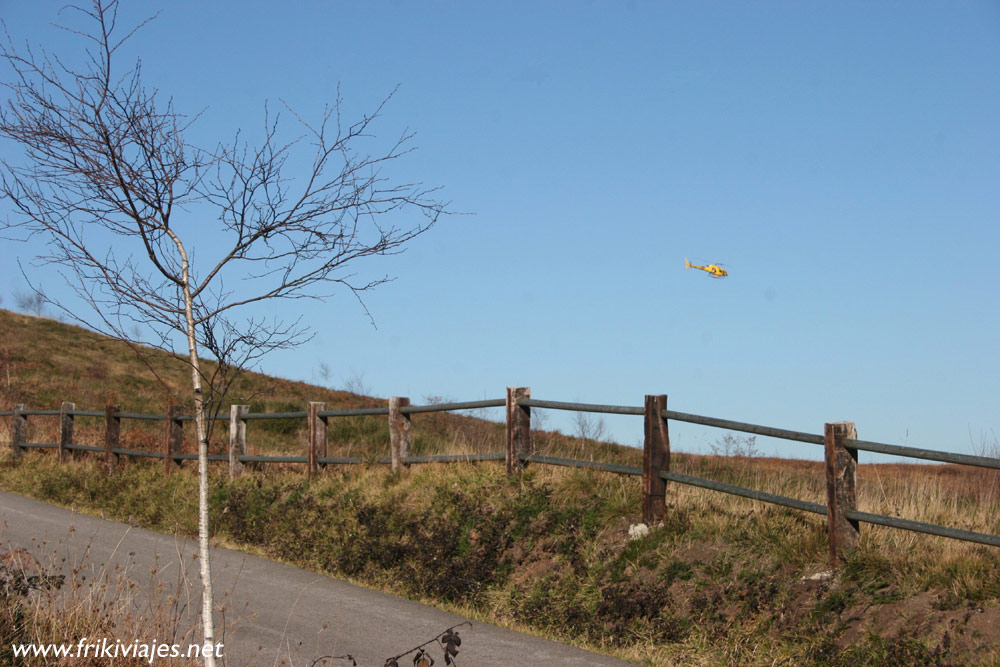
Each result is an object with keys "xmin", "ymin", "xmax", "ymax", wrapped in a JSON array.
[{"xmin": 2, "ymin": 1, "xmax": 998, "ymax": 460}]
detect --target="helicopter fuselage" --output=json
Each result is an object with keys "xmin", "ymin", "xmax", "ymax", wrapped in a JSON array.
[{"xmin": 686, "ymin": 258, "xmax": 728, "ymax": 278}]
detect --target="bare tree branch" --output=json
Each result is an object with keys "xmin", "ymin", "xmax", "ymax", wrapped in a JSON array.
[{"xmin": 1, "ymin": 2, "xmax": 448, "ymax": 664}]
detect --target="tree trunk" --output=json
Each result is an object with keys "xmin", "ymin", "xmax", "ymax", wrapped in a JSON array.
[
  {"xmin": 185, "ymin": 320, "xmax": 217, "ymax": 667},
  {"xmin": 171, "ymin": 233, "xmax": 217, "ymax": 667}
]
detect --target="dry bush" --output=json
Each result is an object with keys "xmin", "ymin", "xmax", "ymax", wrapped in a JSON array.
[{"xmin": 2, "ymin": 534, "xmax": 202, "ymax": 666}]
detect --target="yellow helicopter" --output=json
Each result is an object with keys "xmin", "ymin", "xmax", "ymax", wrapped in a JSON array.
[{"xmin": 685, "ymin": 258, "xmax": 728, "ymax": 278}]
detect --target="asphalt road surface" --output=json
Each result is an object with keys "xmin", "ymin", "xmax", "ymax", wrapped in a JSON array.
[{"xmin": 0, "ymin": 490, "xmax": 636, "ymax": 666}]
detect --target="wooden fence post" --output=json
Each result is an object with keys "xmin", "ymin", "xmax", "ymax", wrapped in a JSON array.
[
  {"xmin": 308, "ymin": 402, "xmax": 327, "ymax": 479},
  {"xmin": 825, "ymin": 420, "xmax": 859, "ymax": 564},
  {"xmin": 389, "ymin": 397, "xmax": 412, "ymax": 473},
  {"xmin": 164, "ymin": 405, "xmax": 183, "ymax": 475},
  {"xmin": 229, "ymin": 404, "xmax": 248, "ymax": 479},
  {"xmin": 506, "ymin": 387, "xmax": 531, "ymax": 474},
  {"xmin": 104, "ymin": 404, "xmax": 120, "ymax": 476},
  {"xmin": 643, "ymin": 394, "xmax": 670, "ymax": 523},
  {"xmin": 59, "ymin": 402, "xmax": 75, "ymax": 462},
  {"xmin": 11, "ymin": 404, "xmax": 27, "ymax": 461}
]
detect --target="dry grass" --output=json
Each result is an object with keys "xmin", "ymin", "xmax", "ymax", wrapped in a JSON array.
[
  {"xmin": 1, "ymin": 532, "xmax": 202, "ymax": 666},
  {"xmin": 3, "ymin": 446, "xmax": 1000, "ymax": 666},
  {"xmin": 3, "ymin": 308, "xmax": 1000, "ymax": 665}
]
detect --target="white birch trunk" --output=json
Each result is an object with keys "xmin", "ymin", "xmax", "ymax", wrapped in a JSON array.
[{"xmin": 167, "ymin": 231, "xmax": 217, "ymax": 667}]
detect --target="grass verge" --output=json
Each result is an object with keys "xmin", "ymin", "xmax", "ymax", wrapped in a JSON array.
[{"xmin": 2, "ymin": 451, "xmax": 998, "ymax": 666}]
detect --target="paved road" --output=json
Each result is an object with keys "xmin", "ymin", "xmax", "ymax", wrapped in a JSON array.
[{"xmin": 0, "ymin": 490, "xmax": 635, "ymax": 666}]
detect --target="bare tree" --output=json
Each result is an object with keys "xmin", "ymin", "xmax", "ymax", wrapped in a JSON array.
[
  {"xmin": 711, "ymin": 432, "xmax": 761, "ymax": 458},
  {"xmin": 13, "ymin": 287, "xmax": 46, "ymax": 316},
  {"xmin": 317, "ymin": 362, "xmax": 334, "ymax": 388},
  {"xmin": 573, "ymin": 410, "xmax": 607, "ymax": 443},
  {"xmin": 341, "ymin": 370, "xmax": 373, "ymax": 397},
  {"xmin": 0, "ymin": 2, "xmax": 446, "ymax": 664}
]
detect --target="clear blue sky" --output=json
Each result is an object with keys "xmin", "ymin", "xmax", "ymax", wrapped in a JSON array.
[{"xmin": 2, "ymin": 1, "xmax": 998, "ymax": 460}]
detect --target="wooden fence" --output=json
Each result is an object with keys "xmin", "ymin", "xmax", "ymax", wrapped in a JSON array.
[{"xmin": 4, "ymin": 388, "xmax": 1000, "ymax": 566}]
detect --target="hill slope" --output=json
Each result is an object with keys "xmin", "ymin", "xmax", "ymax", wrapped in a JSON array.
[
  {"xmin": 0, "ymin": 308, "xmax": 633, "ymax": 462},
  {"xmin": 2, "ymin": 309, "xmax": 999, "ymax": 665}
]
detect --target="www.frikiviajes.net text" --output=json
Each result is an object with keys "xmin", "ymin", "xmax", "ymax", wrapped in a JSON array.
[{"xmin": 11, "ymin": 638, "xmax": 224, "ymax": 663}]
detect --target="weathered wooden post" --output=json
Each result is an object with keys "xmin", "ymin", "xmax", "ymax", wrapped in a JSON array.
[
  {"xmin": 643, "ymin": 394, "xmax": 670, "ymax": 523},
  {"xmin": 506, "ymin": 387, "xmax": 531, "ymax": 474},
  {"xmin": 11, "ymin": 404, "xmax": 27, "ymax": 461},
  {"xmin": 307, "ymin": 402, "xmax": 327, "ymax": 479},
  {"xmin": 104, "ymin": 404, "xmax": 120, "ymax": 476},
  {"xmin": 229, "ymin": 404, "xmax": 249, "ymax": 479},
  {"xmin": 825, "ymin": 421, "xmax": 859, "ymax": 564},
  {"xmin": 59, "ymin": 402, "xmax": 75, "ymax": 462},
  {"xmin": 163, "ymin": 405, "xmax": 184, "ymax": 475},
  {"xmin": 389, "ymin": 397, "xmax": 412, "ymax": 473}
]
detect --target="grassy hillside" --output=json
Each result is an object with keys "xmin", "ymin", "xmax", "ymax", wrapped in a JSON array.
[
  {"xmin": 0, "ymin": 308, "xmax": 632, "ymax": 463},
  {"xmin": 2, "ymin": 309, "xmax": 999, "ymax": 665}
]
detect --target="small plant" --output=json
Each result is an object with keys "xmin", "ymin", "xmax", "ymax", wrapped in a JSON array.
[
  {"xmin": 0, "ymin": 549, "xmax": 65, "ymax": 599},
  {"xmin": 317, "ymin": 362, "xmax": 334, "ymax": 388},
  {"xmin": 573, "ymin": 410, "xmax": 607, "ymax": 443},
  {"xmin": 13, "ymin": 289, "xmax": 46, "ymax": 317},
  {"xmin": 710, "ymin": 432, "xmax": 761, "ymax": 458},
  {"xmin": 311, "ymin": 622, "xmax": 470, "ymax": 666},
  {"xmin": 1, "ymin": 547, "xmax": 64, "ymax": 665},
  {"xmin": 341, "ymin": 371, "xmax": 373, "ymax": 398}
]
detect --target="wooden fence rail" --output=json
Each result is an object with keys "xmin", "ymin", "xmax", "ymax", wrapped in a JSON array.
[{"xmin": 4, "ymin": 388, "xmax": 1000, "ymax": 566}]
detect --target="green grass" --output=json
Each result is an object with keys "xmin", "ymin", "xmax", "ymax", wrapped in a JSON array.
[
  {"xmin": 2, "ymin": 451, "xmax": 998, "ymax": 666},
  {"xmin": 2, "ymin": 309, "xmax": 1000, "ymax": 665}
]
